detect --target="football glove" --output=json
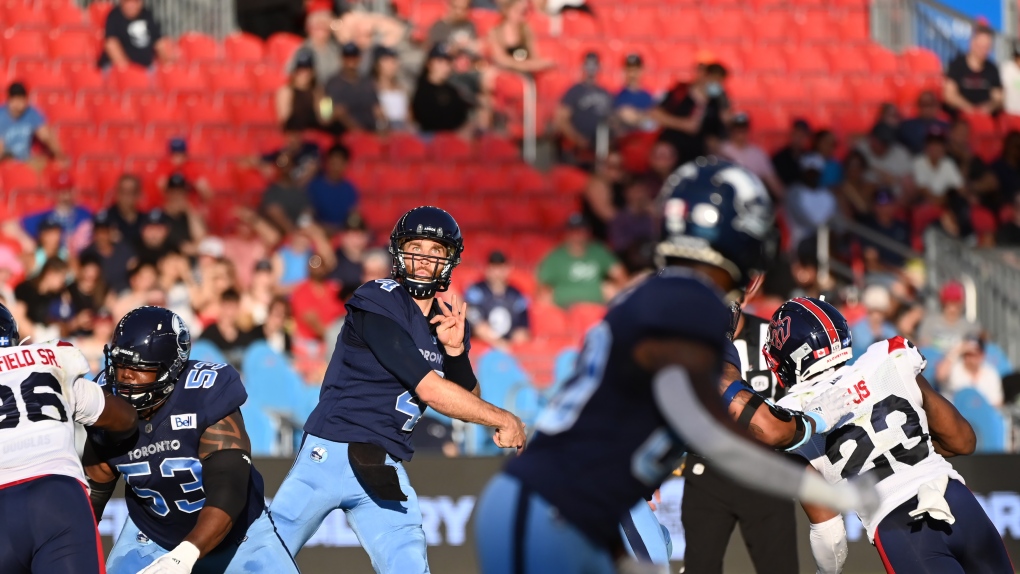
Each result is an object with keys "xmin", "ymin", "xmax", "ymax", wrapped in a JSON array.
[
  {"xmin": 802, "ymin": 380, "xmax": 857, "ymax": 434},
  {"xmin": 135, "ymin": 542, "xmax": 199, "ymax": 574}
]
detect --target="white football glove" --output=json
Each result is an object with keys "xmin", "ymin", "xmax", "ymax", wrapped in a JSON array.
[
  {"xmin": 136, "ymin": 542, "xmax": 199, "ymax": 574},
  {"xmin": 802, "ymin": 380, "xmax": 856, "ymax": 433}
]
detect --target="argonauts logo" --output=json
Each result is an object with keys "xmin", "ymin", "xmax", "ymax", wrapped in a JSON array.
[{"xmin": 310, "ymin": 446, "xmax": 328, "ymax": 463}]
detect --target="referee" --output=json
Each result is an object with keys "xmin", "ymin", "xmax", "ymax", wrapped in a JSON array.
[{"xmin": 680, "ymin": 305, "xmax": 799, "ymax": 573}]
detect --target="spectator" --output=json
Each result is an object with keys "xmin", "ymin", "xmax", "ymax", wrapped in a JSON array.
[
  {"xmin": 918, "ymin": 280, "xmax": 979, "ymax": 354},
  {"xmin": 325, "ymin": 42, "xmax": 382, "ymax": 133},
  {"xmin": 80, "ymin": 211, "xmax": 136, "ymax": 293},
  {"xmin": 554, "ymin": 52, "xmax": 612, "ymax": 166},
  {"xmin": 1001, "ymin": 40, "xmax": 1020, "ymax": 114},
  {"xmin": 913, "ymin": 125, "xmax": 964, "ymax": 201},
  {"xmin": 260, "ymin": 154, "xmax": 312, "ymax": 234},
  {"xmin": 720, "ymin": 112, "xmax": 784, "ymax": 198},
  {"xmin": 411, "ymin": 43, "xmax": 474, "ymax": 134},
  {"xmin": 946, "ymin": 118, "xmax": 1000, "ymax": 208},
  {"xmin": 537, "ymin": 214, "xmax": 625, "ymax": 308},
  {"xmin": 21, "ymin": 171, "xmax": 92, "ymax": 253},
  {"xmin": 991, "ymin": 130, "xmax": 1020, "ymax": 210},
  {"xmin": 112, "ymin": 261, "xmax": 159, "ymax": 320},
  {"xmin": 222, "ymin": 209, "xmax": 280, "ymax": 290},
  {"xmin": 13, "ymin": 258, "xmax": 70, "ymax": 340},
  {"xmin": 856, "ymin": 123, "xmax": 913, "ymax": 195},
  {"xmin": 785, "ymin": 154, "xmax": 837, "ymax": 249},
  {"xmin": 69, "ymin": 254, "xmax": 109, "ymax": 319},
  {"xmin": 937, "ymin": 334, "xmax": 1003, "ymax": 406},
  {"xmin": 290, "ymin": 254, "xmax": 345, "ymax": 342},
  {"xmin": 995, "ymin": 193, "xmax": 1020, "ymax": 246},
  {"xmin": 835, "ymin": 150, "xmax": 874, "ymax": 220},
  {"xmin": 156, "ymin": 251, "xmax": 199, "ymax": 336},
  {"xmin": 287, "ymin": 6, "xmax": 342, "ymax": 86},
  {"xmin": 77, "ymin": 310, "xmax": 115, "ymax": 374},
  {"xmin": 28, "ymin": 218, "xmax": 68, "ymax": 277},
  {"xmin": 162, "ymin": 173, "xmax": 206, "ymax": 256},
  {"xmin": 652, "ymin": 61, "xmax": 731, "ymax": 166},
  {"xmin": 580, "ymin": 152, "xmax": 625, "ymax": 241},
  {"xmin": 307, "ymin": 144, "xmax": 359, "ymax": 233},
  {"xmin": 104, "ymin": 174, "xmax": 145, "ymax": 247},
  {"xmin": 815, "ymin": 130, "xmax": 843, "ymax": 189},
  {"xmin": 155, "ymin": 138, "xmax": 213, "ymax": 203},
  {"xmin": 428, "ymin": 0, "xmax": 480, "ymax": 55},
  {"xmin": 199, "ymin": 288, "xmax": 258, "ymax": 369},
  {"xmin": 330, "ymin": 213, "xmax": 371, "ymax": 300},
  {"xmin": 465, "ymin": 250, "xmax": 530, "ymax": 348},
  {"xmin": 850, "ymin": 284, "xmax": 898, "ymax": 352},
  {"xmin": 259, "ymin": 120, "xmax": 321, "ymax": 187},
  {"xmin": 136, "ymin": 210, "xmax": 175, "ymax": 266},
  {"xmin": 898, "ymin": 90, "xmax": 950, "ymax": 153},
  {"xmin": 0, "ymin": 82, "xmax": 64, "ymax": 165},
  {"xmin": 98, "ymin": 0, "xmax": 173, "ymax": 70},
  {"xmin": 277, "ymin": 49, "xmax": 328, "ymax": 132},
  {"xmin": 861, "ymin": 188, "xmax": 910, "ymax": 270},
  {"xmin": 874, "ymin": 102, "xmax": 902, "ymax": 133},
  {"xmin": 373, "ymin": 46, "xmax": 412, "ymax": 131},
  {"xmin": 643, "ymin": 140, "xmax": 678, "ymax": 191},
  {"xmin": 608, "ymin": 180, "xmax": 654, "ymax": 257},
  {"xmin": 272, "ymin": 224, "xmax": 336, "ymax": 293},
  {"xmin": 254, "ymin": 296, "xmax": 292, "ymax": 356},
  {"xmin": 487, "ymin": 0, "xmax": 556, "ymax": 74},
  {"xmin": 613, "ymin": 54, "xmax": 655, "ymax": 134},
  {"xmin": 193, "ymin": 255, "xmax": 238, "ymax": 324},
  {"xmin": 361, "ymin": 247, "xmax": 392, "ymax": 282},
  {"xmin": 944, "ymin": 24, "xmax": 1003, "ymax": 115},
  {"xmin": 243, "ymin": 259, "xmax": 277, "ymax": 326},
  {"xmin": 788, "ymin": 239, "xmax": 837, "ymax": 301},
  {"xmin": 771, "ymin": 118, "xmax": 812, "ymax": 186}
]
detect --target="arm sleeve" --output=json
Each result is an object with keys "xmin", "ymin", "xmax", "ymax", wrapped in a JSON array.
[
  {"xmin": 443, "ymin": 351, "xmax": 477, "ymax": 392},
  {"xmin": 809, "ymin": 515, "xmax": 849, "ymax": 574},
  {"xmin": 72, "ymin": 377, "xmax": 107, "ymax": 426},
  {"xmin": 351, "ymin": 308, "xmax": 434, "ymax": 391}
]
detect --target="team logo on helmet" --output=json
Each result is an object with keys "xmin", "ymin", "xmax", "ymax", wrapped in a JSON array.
[
  {"xmin": 171, "ymin": 313, "xmax": 190, "ymax": 360},
  {"xmin": 714, "ymin": 166, "xmax": 772, "ymax": 240},
  {"xmin": 768, "ymin": 316, "xmax": 792, "ymax": 350}
]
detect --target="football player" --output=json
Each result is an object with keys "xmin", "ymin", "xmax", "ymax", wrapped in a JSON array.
[
  {"xmin": 474, "ymin": 158, "xmax": 876, "ymax": 574},
  {"xmin": 0, "ymin": 302, "xmax": 138, "ymax": 574},
  {"xmin": 270, "ymin": 206, "xmax": 527, "ymax": 573},
  {"xmin": 83, "ymin": 306, "xmax": 298, "ymax": 574},
  {"xmin": 767, "ymin": 297, "xmax": 1013, "ymax": 574}
]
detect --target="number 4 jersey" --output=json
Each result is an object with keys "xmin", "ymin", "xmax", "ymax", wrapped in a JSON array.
[
  {"xmin": 0, "ymin": 342, "xmax": 106, "ymax": 487},
  {"xmin": 90, "ymin": 361, "xmax": 266, "ymax": 551},
  {"xmin": 777, "ymin": 336, "xmax": 962, "ymax": 541}
]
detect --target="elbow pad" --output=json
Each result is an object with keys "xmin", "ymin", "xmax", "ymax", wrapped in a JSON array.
[
  {"xmin": 202, "ymin": 449, "xmax": 253, "ymax": 522},
  {"xmin": 809, "ymin": 515, "xmax": 848, "ymax": 574}
]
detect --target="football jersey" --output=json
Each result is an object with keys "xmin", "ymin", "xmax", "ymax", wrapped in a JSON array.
[
  {"xmin": 304, "ymin": 279, "xmax": 470, "ymax": 461},
  {"xmin": 777, "ymin": 336, "xmax": 962, "ymax": 541},
  {"xmin": 506, "ymin": 270, "xmax": 731, "ymax": 550},
  {"xmin": 91, "ymin": 361, "xmax": 266, "ymax": 551},
  {"xmin": 0, "ymin": 342, "xmax": 105, "ymax": 487}
]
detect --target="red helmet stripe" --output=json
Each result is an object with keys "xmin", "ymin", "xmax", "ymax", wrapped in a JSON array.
[{"xmin": 792, "ymin": 298, "xmax": 839, "ymax": 347}]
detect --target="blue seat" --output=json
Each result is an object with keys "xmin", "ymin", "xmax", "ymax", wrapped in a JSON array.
[
  {"xmin": 985, "ymin": 342, "xmax": 1014, "ymax": 378},
  {"xmin": 952, "ymin": 388, "xmax": 1007, "ymax": 453},
  {"xmin": 190, "ymin": 340, "xmax": 227, "ymax": 365},
  {"xmin": 462, "ymin": 349, "xmax": 537, "ymax": 456},
  {"xmin": 546, "ymin": 348, "xmax": 579, "ymax": 399},
  {"xmin": 919, "ymin": 346, "xmax": 943, "ymax": 389},
  {"xmin": 241, "ymin": 342, "xmax": 312, "ymax": 456}
]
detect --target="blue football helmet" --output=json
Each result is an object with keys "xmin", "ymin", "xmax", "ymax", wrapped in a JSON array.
[
  {"xmin": 104, "ymin": 306, "xmax": 191, "ymax": 412},
  {"xmin": 389, "ymin": 206, "xmax": 464, "ymax": 299},
  {"xmin": 762, "ymin": 297, "xmax": 853, "ymax": 388},
  {"xmin": 656, "ymin": 157, "xmax": 776, "ymax": 287},
  {"xmin": 0, "ymin": 303, "xmax": 18, "ymax": 348}
]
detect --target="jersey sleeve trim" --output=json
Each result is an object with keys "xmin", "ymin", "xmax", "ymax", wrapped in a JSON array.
[{"xmin": 73, "ymin": 377, "xmax": 107, "ymax": 426}]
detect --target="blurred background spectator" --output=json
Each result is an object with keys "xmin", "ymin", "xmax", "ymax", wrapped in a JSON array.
[
  {"xmin": 373, "ymin": 46, "xmax": 412, "ymax": 131},
  {"xmin": 554, "ymin": 52, "xmax": 612, "ymax": 167},
  {"xmin": 944, "ymin": 24, "xmax": 1002, "ymax": 115},
  {"xmin": 772, "ymin": 119, "xmax": 812, "ymax": 187},
  {"xmin": 653, "ymin": 60, "xmax": 730, "ymax": 166},
  {"xmin": 412, "ymin": 43, "xmax": 476, "ymax": 134},
  {"xmin": 857, "ymin": 123, "xmax": 913, "ymax": 196},
  {"xmin": 325, "ymin": 42, "xmax": 382, "ymax": 133},
  {"xmin": 0, "ymin": 83, "xmax": 64, "ymax": 166},
  {"xmin": 465, "ymin": 251, "xmax": 531, "ymax": 348},
  {"xmin": 785, "ymin": 153, "xmax": 836, "ymax": 249},
  {"xmin": 537, "ymin": 214, "xmax": 624, "ymax": 308},
  {"xmin": 277, "ymin": 50, "xmax": 329, "ymax": 131},
  {"xmin": 487, "ymin": 0, "xmax": 556, "ymax": 74},
  {"xmin": 899, "ymin": 90, "xmax": 950, "ymax": 153},
  {"xmin": 99, "ymin": 0, "xmax": 173, "ymax": 70},
  {"xmin": 918, "ymin": 280, "xmax": 978, "ymax": 354},
  {"xmin": 937, "ymin": 334, "xmax": 1003, "ymax": 406},
  {"xmin": 850, "ymin": 284, "xmax": 898, "ymax": 351},
  {"xmin": 913, "ymin": 125, "xmax": 963, "ymax": 202},
  {"xmin": 721, "ymin": 112, "xmax": 784, "ymax": 198},
  {"xmin": 308, "ymin": 144, "xmax": 359, "ymax": 233},
  {"xmin": 21, "ymin": 171, "xmax": 91, "ymax": 252},
  {"xmin": 1001, "ymin": 40, "xmax": 1020, "ymax": 115},
  {"xmin": 612, "ymin": 54, "xmax": 655, "ymax": 135},
  {"xmin": 287, "ymin": 6, "xmax": 342, "ymax": 86}
]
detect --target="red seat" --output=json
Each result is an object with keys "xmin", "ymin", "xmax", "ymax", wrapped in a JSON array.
[
  {"xmin": 420, "ymin": 165, "xmax": 465, "ymax": 198},
  {"xmin": 901, "ymin": 48, "xmax": 943, "ymax": 76},
  {"xmin": 491, "ymin": 198, "xmax": 539, "ymax": 231},
  {"xmin": 66, "ymin": 62, "xmax": 105, "ymax": 92},
  {"xmin": 122, "ymin": 137, "xmax": 165, "ymax": 159},
  {"xmin": 2, "ymin": 30, "xmax": 47, "ymax": 58},
  {"xmin": 744, "ymin": 45, "xmax": 787, "ymax": 74},
  {"xmin": 793, "ymin": 9, "xmax": 833, "ymax": 44},
  {"xmin": 48, "ymin": 3, "xmax": 89, "ymax": 28},
  {"xmin": 48, "ymin": 29, "xmax": 97, "ymax": 61},
  {"xmin": 963, "ymin": 112, "xmax": 997, "ymax": 136},
  {"xmin": 185, "ymin": 104, "xmax": 230, "ymax": 127},
  {"xmin": 387, "ymin": 133, "xmax": 428, "ymax": 162},
  {"xmin": 157, "ymin": 64, "xmax": 209, "ymax": 93},
  {"xmin": 550, "ymin": 165, "xmax": 588, "ymax": 195},
  {"xmin": 753, "ymin": 12, "xmax": 794, "ymax": 44},
  {"xmin": 265, "ymin": 33, "xmax": 303, "ymax": 67},
  {"xmin": 804, "ymin": 77, "xmax": 847, "ymax": 105},
  {"xmin": 560, "ymin": 11, "xmax": 601, "ymax": 38},
  {"xmin": 0, "ymin": 163, "xmax": 43, "ymax": 190},
  {"xmin": 477, "ymin": 136, "xmax": 519, "ymax": 163},
  {"xmin": 229, "ymin": 97, "xmax": 276, "ymax": 126},
  {"xmin": 827, "ymin": 45, "xmax": 871, "ymax": 75},
  {"xmin": 835, "ymin": 11, "xmax": 869, "ymax": 43},
  {"xmin": 82, "ymin": 89, "xmax": 122, "ymax": 114},
  {"xmin": 343, "ymin": 132, "xmax": 384, "ymax": 162},
  {"xmin": 727, "ymin": 75, "xmax": 763, "ymax": 104},
  {"xmin": 223, "ymin": 33, "xmax": 264, "ymax": 63},
  {"xmin": 529, "ymin": 301, "xmax": 570, "ymax": 339},
  {"xmin": 54, "ymin": 123, "xmax": 95, "ymax": 157},
  {"xmin": 428, "ymin": 133, "xmax": 474, "ymax": 162},
  {"xmin": 847, "ymin": 76, "xmax": 895, "ymax": 106},
  {"xmin": 250, "ymin": 64, "xmax": 287, "ymax": 94},
  {"xmin": 4, "ymin": 5, "xmax": 49, "ymax": 29},
  {"xmin": 568, "ymin": 302, "xmax": 606, "ymax": 334},
  {"xmin": 109, "ymin": 66, "xmax": 153, "ymax": 91},
  {"xmin": 704, "ymin": 10, "xmax": 750, "ymax": 43},
  {"xmin": 760, "ymin": 76, "xmax": 808, "ymax": 104},
  {"xmin": 866, "ymin": 45, "xmax": 901, "ymax": 75},
  {"xmin": 177, "ymin": 32, "xmax": 219, "ymax": 62},
  {"xmin": 785, "ymin": 48, "xmax": 830, "ymax": 76},
  {"xmin": 513, "ymin": 166, "xmax": 549, "ymax": 195},
  {"xmin": 86, "ymin": 2, "xmax": 113, "ymax": 28},
  {"xmin": 209, "ymin": 66, "xmax": 253, "ymax": 93}
]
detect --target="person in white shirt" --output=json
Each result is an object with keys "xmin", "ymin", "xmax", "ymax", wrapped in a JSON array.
[
  {"xmin": 785, "ymin": 153, "xmax": 837, "ymax": 248},
  {"xmin": 999, "ymin": 41, "xmax": 1020, "ymax": 114},
  {"xmin": 857, "ymin": 123, "xmax": 914, "ymax": 195},
  {"xmin": 937, "ymin": 334, "xmax": 1004, "ymax": 407},
  {"xmin": 912, "ymin": 124, "xmax": 964, "ymax": 200}
]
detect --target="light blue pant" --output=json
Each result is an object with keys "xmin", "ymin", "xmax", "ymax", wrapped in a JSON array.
[
  {"xmin": 269, "ymin": 436, "xmax": 429, "ymax": 574},
  {"xmin": 474, "ymin": 473, "xmax": 616, "ymax": 574},
  {"xmin": 106, "ymin": 511, "xmax": 298, "ymax": 574},
  {"xmin": 621, "ymin": 500, "xmax": 673, "ymax": 565}
]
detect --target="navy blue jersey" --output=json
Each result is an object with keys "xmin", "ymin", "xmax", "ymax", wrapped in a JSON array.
[
  {"xmin": 506, "ymin": 271, "xmax": 730, "ymax": 549},
  {"xmin": 304, "ymin": 279, "xmax": 470, "ymax": 461},
  {"xmin": 91, "ymin": 361, "xmax": 265, "ymax": 551},
  {"xmin": 464, "ymin": 281, "xmax": 530, "ymax": 340}
]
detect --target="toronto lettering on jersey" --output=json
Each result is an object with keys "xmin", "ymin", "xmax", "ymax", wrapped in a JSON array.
[
  {"xmin": 0, "ymin": 348, "xmax": 59, "ymax": 373},
  {"xmin": 419, "ymin": 348, "xmax": 442, "ymax": 364},
  {"xmin": 127, "ymin": 439, "xmax": 182, "ymax": 461}
]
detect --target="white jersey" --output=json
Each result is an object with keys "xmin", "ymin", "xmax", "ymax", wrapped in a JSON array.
[
  {"xmin": 0, "ymin": 342, "xmax": 107, "ymax": 487},
  {"xmin": 777, "ymin": 336, "xmax": 962, "ymax": 541}
]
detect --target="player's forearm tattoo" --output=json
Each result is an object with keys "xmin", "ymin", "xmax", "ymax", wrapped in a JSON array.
[
  {"xmin": 748, "ymin": 423, "xmax": 765, "ymax": 438},
  {"xmin": 199, "ymin": 409, "xmax": 251, "ymax": 457}
]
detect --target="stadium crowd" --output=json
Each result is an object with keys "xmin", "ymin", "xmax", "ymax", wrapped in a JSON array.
[{"xmin": 0, "ymin": 0, "xmax": 1018, "ymax": 453}]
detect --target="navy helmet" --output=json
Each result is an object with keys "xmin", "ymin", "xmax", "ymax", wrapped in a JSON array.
[
  {"xmin": 389, "ymin": 206, "xmax": 464, "ymax": 299},
  {"xmin": 0, "ymin": 303, "xmax": 18, "ymax": 348},
  {"xmin": 104, "ymin": 306, "xmax": 191, "ymax": 412},
  {"xmin": 762, "ymin": 297, "xmax": 853, "ymax": 388},
  {"xmin": 656, "ymin": 157, "xmax": 776, "ymax": 288}
]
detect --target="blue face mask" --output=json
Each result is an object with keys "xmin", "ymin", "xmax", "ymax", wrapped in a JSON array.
[{"xmin": 706, "ymin": 81, "xmax": 723, "ymax": 98}]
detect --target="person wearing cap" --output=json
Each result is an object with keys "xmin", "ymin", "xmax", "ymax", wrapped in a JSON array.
[
  {"xmin": 162, "ymin": 173, "xmax": 207, "ymax": 256},
  {"xmin": 913, "ymin": 124, "xmax": 964, "ymax": 200},
  {"xmin": 427, "ymin": 0, "xmax": 480, "ymax": 57},
  {"xmin": 937, "ymin": 334, "xmax": 1003, "ymax": 407},
  {"xmin": 29, "ymin": 217, "xmax": 69, "ymax": 276},
  {"xmin": 537, "ymin": 214, "xmax": 625, "ymax": 308},
  {"xmin": 80, "ymin": 210, "xmax": 137, "ymax": 293},
  {"xmin": 899, "ymin": 90, "xmax": 950, "ymax": 154},
  {"xmin": 721, "ymin": 112, "xmax": 785, "ymax": 197},
  {"xmin": 287, "ymin": 4, "xmax": 342, "ymax": 87},
  {"xmin": 330, "ymin": 213, "xmax": 372, "ymax": 300},
  {"xmin": 259, "ymin": 116, "xmax": 322, "ymax": 187},
  {"xmin": 770, "ymin": 118, "xmax": 813, "ymax": 186},
  {"xmin": 98, "ymin": 0, "xmax": 173, "ymax": 70},
  {"xmin": 324, "ymin": 41, "xmax": 384, "ymax": 132},
  {"xmin": 651, "ymin": 61, "xmax": 731, "ymax": 167},
  {"xmin": 918, "ymin": 281, "xmax": 980, "ymax": 354},
  {"xmin": 487, "ymin": 0, "xmax": 556, "ymax": 74},
  {"xmin": 554, "ymin": 51, "xmax": 612, "ymax": 164},
  {"xmin": 784, "ymin": 153, "xmax": 837, "ymax": 250},
  {"xmin": 21, "ymin": 170, "xmax": 92, "ymax": 248},
  {"xmin": 944, "ymin": 24, "xmax": 1002, "ymax": 115},
  {"xmin": 259, "ymin": 150, "xmax": 314, "ymax": 235},
  {"xmin": 612, "ymin": 53, "xmax": 654, "ymax": 134},
  {"xmin": 411, "ymin": 43, "xmax": 475, "ymax": 134},
  {"xmin": 465, "ymin": 251, "xmax": 531, "ymax": 348},
  {"xmin": 136, "ymin": 209, "xmax": 176, "ymax": 265},
  {"xmin": 156, "ymin": 137, "xmax": 213, "ymax": 203},
  {"xmin": 857, "ymin": 122, "xmax": 913, "ymax": 192},
  {"xmin": 0, "ymin": 82, "xmax": 64, "ymax": 164},
  {"xmin": 308, "ymin": 144, "xmax": 360, "ymax": 234},
  {"xmin": 849, "ymin": 284, "xmax": 899, "ymax": 354},
  {"xmin": 278, "ymin": 48, "xmax": 329, "ymax": 132},
  {"xmin": 861, "ymin": 187, "xmax": 910, "ymax": 269}
]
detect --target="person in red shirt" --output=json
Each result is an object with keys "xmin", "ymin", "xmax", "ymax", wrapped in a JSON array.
[
  {"xmin": 152, "ymin": 138, "xmax": 213, "ymax": 208},
  {"xmin": 290, "ymin": 254, "xmax": 344, "ymax": 343}
]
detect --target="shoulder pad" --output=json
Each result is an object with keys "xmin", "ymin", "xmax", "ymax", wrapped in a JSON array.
[
  {"xmin": 885, "ymin": 336, "xmax": 927, "ymax": 376},
  {"xmin": 178, "ymin": 362, "xmax": 247, "ymax": 427},
  {"xmin": 348, "ymin": 279, "xmax": 413, "ymax": 323},
  {"xmin": 48, "ymin": 343, "xmax": 91, "ymax": 382}
]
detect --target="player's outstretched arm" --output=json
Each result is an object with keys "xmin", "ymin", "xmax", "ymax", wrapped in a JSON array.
[
  {"xmin": 91, "ymin": 393, "xmax": 139, "ymax": 435},
  {"xmin": 72, "ymin": 376, "xmax": 138, "ymax": 436},
  {"xmin": 916, "ymin": 374, "xmax": 976, "ymax": 457},
  {"xmin": 416, "ymin": 371, "xmax": 526, "ymax": 451},
  {"xmin": 802, "ymin": 494, "xmax": 848, "ymax": 574},
  {"xmin": 83, "ymin": 439, "xmax": 120, "ymax": 524}
]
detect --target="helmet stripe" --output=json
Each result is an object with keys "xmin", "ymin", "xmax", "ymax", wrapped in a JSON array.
[{"xmin": 792, "ymin": 298, "xmax": 839, "ymax": 347}]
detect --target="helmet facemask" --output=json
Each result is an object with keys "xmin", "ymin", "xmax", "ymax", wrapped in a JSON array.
[
  {"xmin": 390, "ymin": 238, "xmax": 459, "ymax": 299},
  {"xmin": 104, "ymin": 344, "xmax": 177, "ymax": 413}
]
